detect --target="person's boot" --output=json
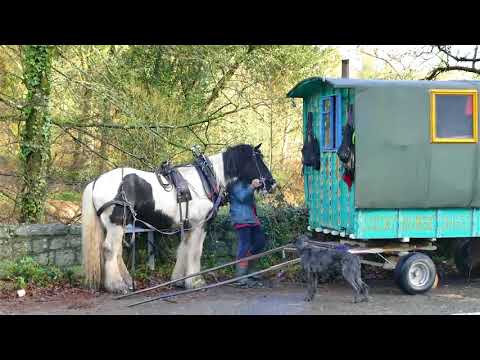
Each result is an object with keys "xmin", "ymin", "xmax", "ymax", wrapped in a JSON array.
[
  {"xmin": 246, "ymin": 259, "xmax": 265, "ymax": 288},
  {"xmin": 233, "ymin": 262, "xmax": 250, "ymax": 288},
  {"xmin": 248, "ymin": 258, "xmax": 264, "ymax": 281}
]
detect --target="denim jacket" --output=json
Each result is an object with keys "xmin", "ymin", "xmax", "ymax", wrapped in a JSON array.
[{"xmin": 229, "ymin": 181, "xmax": 259, "ymax": 225}]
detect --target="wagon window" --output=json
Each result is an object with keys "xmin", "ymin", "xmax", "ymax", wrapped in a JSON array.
[
  {"xmin": 321, "ymin": 96, "xmax": 337, "ymax": 150},
  {"xmin": 431, "ymin": 89, "xmax": 478, "ymax": 143}
]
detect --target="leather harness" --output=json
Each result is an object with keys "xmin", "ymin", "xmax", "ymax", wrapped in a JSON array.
[{"xmin": 95, "ymin": 148, "xmax": 226, "ymax": 231}]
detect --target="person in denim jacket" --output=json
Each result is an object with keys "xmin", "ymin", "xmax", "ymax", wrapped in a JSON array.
[{"xmin": 229, "ymin": 178, "xmax": 266, "ymax": 287}]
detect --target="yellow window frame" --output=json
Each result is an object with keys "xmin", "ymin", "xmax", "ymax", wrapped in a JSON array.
[{"xmin": 430, "ymin": 89, "xmax": 478, "ymax": 143}]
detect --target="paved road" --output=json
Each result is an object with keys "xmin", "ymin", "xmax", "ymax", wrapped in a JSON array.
[{"xmin": 2, "ymin": 275, "xmax": 480, "ymax": 315}]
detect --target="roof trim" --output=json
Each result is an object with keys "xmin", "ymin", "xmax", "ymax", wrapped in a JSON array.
[{"xmin": 286, "ymin": 77, "xmax": 480, "ymax": 98}]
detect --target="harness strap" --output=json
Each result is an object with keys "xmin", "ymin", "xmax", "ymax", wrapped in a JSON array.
[{"xmin": 96, "ymin": 199, "xmax": 129, "ymax": 217}]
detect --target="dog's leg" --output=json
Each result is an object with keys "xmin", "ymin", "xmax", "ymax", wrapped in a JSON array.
[
  {"xmin": 357, "ymin": 279, "xmax": 369, "ymax": 302},
  {"xmin": 352, "ymin": 260, "xmax": 369, "ymax": 302},
  {"xmin": 305, "ymin": 270, "xmax": 313, "ymax": 302},
  {"xmin": 311, "ymin": 272, "xmax": 318, "ymax": 300},
  {"xmin": 305, "ymin": 271, "xmax": 318, "ymax": 302},
  {"xmin": 342, "ymin": 264, "xmax": 362, "ymax": 303}
]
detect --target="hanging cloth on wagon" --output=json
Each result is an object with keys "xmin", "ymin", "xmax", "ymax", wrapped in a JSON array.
[
  {"xmin": 337, "ymin": 103, "xmax": 355, "ymax": 190},
  {"xmin": 302, "ymin": 111, "xmax": 321, "ymax": 171}
]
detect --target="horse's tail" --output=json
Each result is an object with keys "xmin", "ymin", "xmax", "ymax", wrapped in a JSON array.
[{"xmin": 82, "ymin": 181, "xmax": 104, "ymax": 290}]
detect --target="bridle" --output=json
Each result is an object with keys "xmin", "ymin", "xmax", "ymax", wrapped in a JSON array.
[{"xmin": 252, "ymin": 149, "xmax": 272, "ymax": 194}]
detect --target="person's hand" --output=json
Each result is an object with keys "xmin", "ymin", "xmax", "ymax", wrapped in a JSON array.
[{"xmin": 251, "ymin": 179, "xmax": 262, "ymax": 189}]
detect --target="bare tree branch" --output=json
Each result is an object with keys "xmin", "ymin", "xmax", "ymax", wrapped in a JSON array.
[
  {"xmin": 425, "ymin": 65, "xmax": 480, "ymax": 80},
  {"xmin": 425, "ymin": 45, "xmax": 480, "ymax": 80},
  {"xmin": 201, "ymin": 45, "xmax": 257, "ymax": 114}
]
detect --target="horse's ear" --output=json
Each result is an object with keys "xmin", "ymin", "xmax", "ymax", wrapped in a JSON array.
[{"xmin": 254, "ymin": 143, "xmax": 262, "ymax": 151}]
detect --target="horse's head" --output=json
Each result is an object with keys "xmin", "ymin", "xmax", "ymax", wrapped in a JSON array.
[{"xmin": 223, "ymin": 143, "xmax": 276, "ymax": 193}]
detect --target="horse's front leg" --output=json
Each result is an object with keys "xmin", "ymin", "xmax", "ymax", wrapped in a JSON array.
[
  {"xmin": 183, "ymin": 226, "xmax": 207, "ymax": 289},
  {"xmin": 103, "ymin": 223, "xmax": 129, "ymax": 294},
  {"xmin": 171, "ymin": 236, "xmax": 188, "ymax": 288}
]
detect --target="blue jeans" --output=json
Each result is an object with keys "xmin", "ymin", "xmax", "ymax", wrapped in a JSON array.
[{"xmin": 236, "ymin": 225, "xmax": 266, "ymax": 268}]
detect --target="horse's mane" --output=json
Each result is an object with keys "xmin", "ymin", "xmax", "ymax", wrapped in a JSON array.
[{"xmin": 222, "ymin": 144, "xmax": 255, "ymax": 183}]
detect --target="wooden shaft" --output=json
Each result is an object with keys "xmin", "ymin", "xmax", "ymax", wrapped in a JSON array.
[
  {"xmin": 127, "ymin": 258, "xmax": 300, "ymax": 307},
  {"xmin": 115, "ymin": 243, "xmax": 293, "ymax": 300}
]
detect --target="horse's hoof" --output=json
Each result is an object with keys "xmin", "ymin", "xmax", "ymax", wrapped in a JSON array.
[
  {"xmin": 190, "ymin": 277, "xmax": 206, "ymax": 289},
  {"xmin": 304, "ymin": 296, "xmax": 313, "ymax": 302},
  {"xmin": 105, "ymin": 279, "xmax": 130, "ymax": 294}
]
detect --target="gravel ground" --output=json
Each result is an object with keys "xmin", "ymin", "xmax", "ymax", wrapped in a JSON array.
[{"xmin": 1, "ymin": 274, "xmax": 480, "ymax": 315}]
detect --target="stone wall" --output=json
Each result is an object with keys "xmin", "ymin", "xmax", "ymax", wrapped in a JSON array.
[
  {"xmin": 0, "ymin": 223, "xmax": 237, "ymax": 269},
  {"xmin": 0, "ymin": 224, "xmax": 81, "ymax": 267}
]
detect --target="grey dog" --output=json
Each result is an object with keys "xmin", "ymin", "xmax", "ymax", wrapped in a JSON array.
[{"xmin": 293, "ymin": 235, "xmax": 369, "ymax": 303}]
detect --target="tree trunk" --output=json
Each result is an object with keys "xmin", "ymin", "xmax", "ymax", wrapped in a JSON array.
[{"xmin": 18, "ymin": 45, "xmax": 52, "ymax": 223}]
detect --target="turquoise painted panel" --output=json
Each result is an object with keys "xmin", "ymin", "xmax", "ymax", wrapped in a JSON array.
[
  {"xmin": 473, "ymin": 208, "xmax": 480, "ymax": 237},
  {"xmin": 331, "ymin": 154, "xmax": 341, "ymax": 230},
  {"xmin": 304, "ymin": 86, "xmax": 357, "ymax": 234},
  {"xmin": 356, "ymin": 210, "xmax": 399, "ymax": 239},
  {"xmin": 398, "ymin": 209, "xmax": 437, "ymax": 238},
  {"xmin": 354, "ymin": 208, "xmax": 480, "ymax": 239},
  {"xmin": 437, "ymin": 209, "xmax": 473, "ymax": 238}
]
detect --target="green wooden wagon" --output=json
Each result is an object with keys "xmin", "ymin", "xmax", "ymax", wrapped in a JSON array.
[{"xmin": 287, "ymin": 75, "xmax": 480, "ymax": 294}]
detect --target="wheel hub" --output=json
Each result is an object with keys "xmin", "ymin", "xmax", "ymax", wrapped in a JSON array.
[{"xmin": 408, "ymin": 262, "xmax": 430, "ymax": 288}]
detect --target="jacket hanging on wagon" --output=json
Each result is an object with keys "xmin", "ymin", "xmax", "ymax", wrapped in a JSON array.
[{"xmin": 302, "ymin": 112, "xmax": 321, "ymax": 171}]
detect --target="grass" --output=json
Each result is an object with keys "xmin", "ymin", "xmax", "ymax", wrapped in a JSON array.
[{"xmin": 0, "ymin": 257, "xmax": 83, "ymax": 290}]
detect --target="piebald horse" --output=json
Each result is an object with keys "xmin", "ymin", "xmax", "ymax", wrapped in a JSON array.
[{"xmin": 81, "ymin": 144, "xmax": 276, "ymax": 294}]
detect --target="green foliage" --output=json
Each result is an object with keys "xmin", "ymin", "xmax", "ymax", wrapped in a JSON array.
[
  {"xmin": 203, "ymin": 203, "xmax": 308, "ymax": 269},
  {"xmin": 18, "ymin": 45, "xmax": 53, "ymax": 223},
  {"xmin": 123, "ymin": 203, "xmax": 308, "ymax": 282},
  {"xmin": 1, "ymin": 45, "xmax": 344, "ymax": 223},
  {"xmin": 50, "ymin": 191, "xmax": 82, "ymax": 203},
  {"xmin": 0, "ymin": 256, "xmax": 77, "ymax": 289}
]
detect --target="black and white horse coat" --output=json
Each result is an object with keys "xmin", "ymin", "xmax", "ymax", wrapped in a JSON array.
[{"xmin": 82, "ymin": 144, "xmax": 275, "ymax": 293}]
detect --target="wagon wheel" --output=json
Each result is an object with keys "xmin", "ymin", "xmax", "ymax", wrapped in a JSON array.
[
  {"xmin": 396, "ymin": 253, "xmax": 437, "ymax": 295},
  {"xmin": 454, "ymin": 238, "xmax": 480, "ymax": 279},
  {"xmin": 393, "ymin": 253, "xmax": 415, "ymax": 287}
]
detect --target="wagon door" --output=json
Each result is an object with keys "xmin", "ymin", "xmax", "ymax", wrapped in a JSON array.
[{"xmin": 317, "ymin": 91, "xmax": 355, "ymax": 234}]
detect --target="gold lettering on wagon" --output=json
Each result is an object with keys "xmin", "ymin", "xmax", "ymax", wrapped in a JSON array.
[
  {"xmin": 401, "ymin": 215, "xmax": 434, "ymax": 232},
  {"xmin": 440, "ymin": 215, "xmax": 468, "ymax": 231},
  {"xmin": 364, "ymin": 216, "xmax": 394, "ymax": 232},
  {"xmin": 364, "ymin": 215, "xmax": 436, "ymax": 233}
]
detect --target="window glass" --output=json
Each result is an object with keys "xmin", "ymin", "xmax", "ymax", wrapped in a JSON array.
[
  {"xmin": 435, "ymin": 94, "xmax": 473, "ymax": 139},
  {"xmin": 322, "ymin": 97, "xmax": 336, "ymax": 150},
  {"xmin": 324, "ymin": 99, "xmax": 331, "ymax": 147}
]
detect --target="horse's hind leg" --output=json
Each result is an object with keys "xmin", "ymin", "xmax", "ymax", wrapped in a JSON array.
[{"xmin": 102, "ymin": 222, "xmax": 129, "ymax": 294}]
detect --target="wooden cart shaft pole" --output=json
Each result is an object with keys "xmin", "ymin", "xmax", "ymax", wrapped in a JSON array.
[
  {"xmin": 127, "ymin": 258, "xmax": 300, "ymax": 308},
  {"xmin": 115, "ymin": 243, "xmax": 293, "ymax": 300}
]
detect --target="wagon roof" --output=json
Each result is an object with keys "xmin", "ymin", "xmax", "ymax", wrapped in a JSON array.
[{"xmin": 286, "ymin": 77, "xmax": 480, "ymax": 98}]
